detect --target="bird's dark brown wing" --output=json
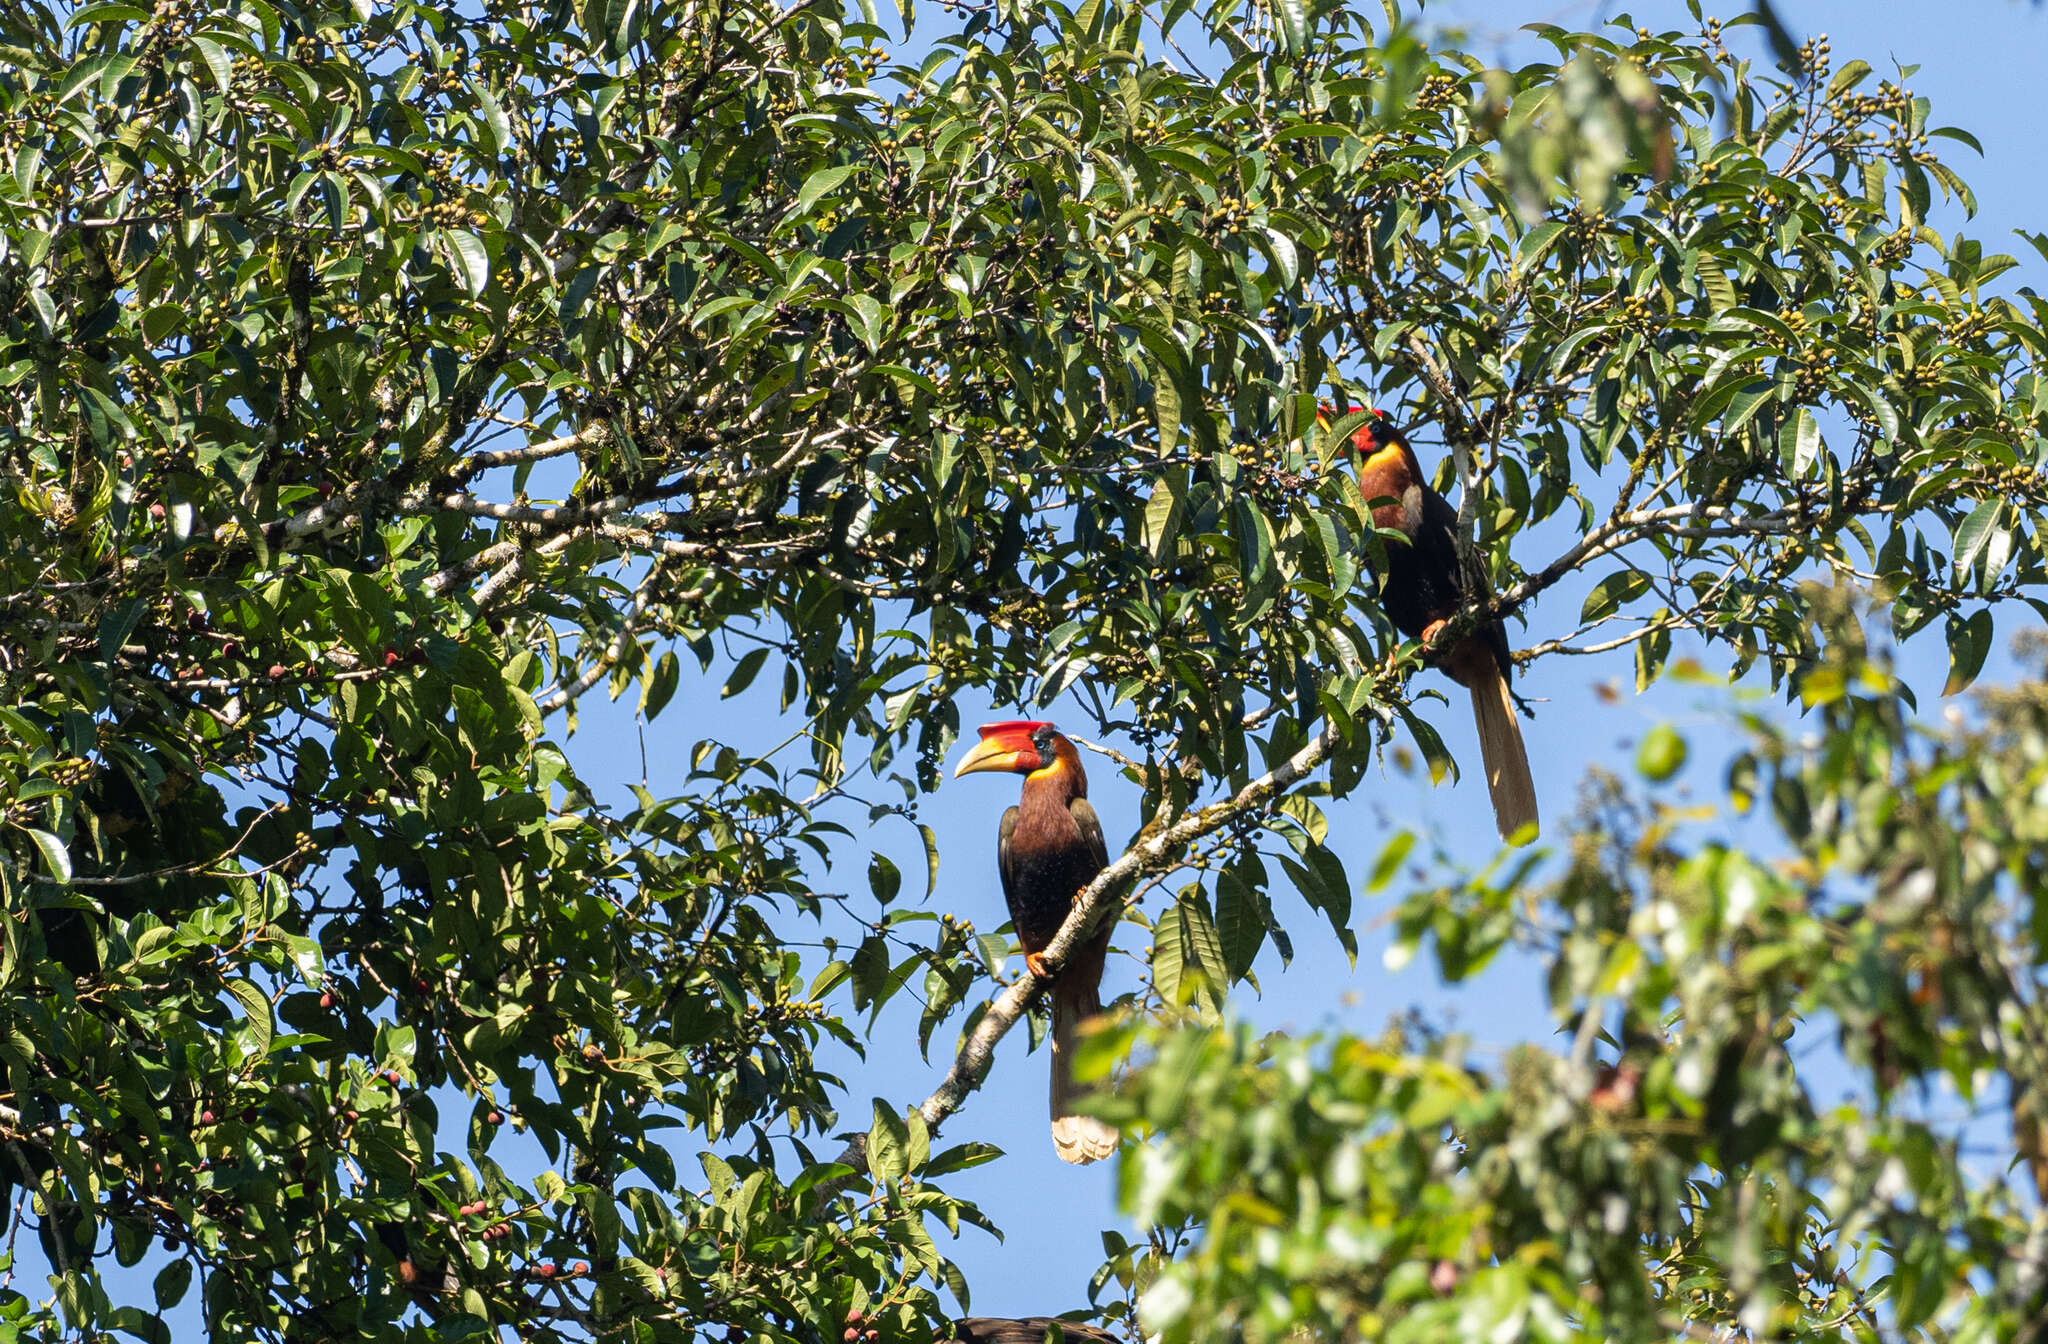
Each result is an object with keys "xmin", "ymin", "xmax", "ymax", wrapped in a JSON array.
[
  {"xmin": 1416, "ymin": 484, "xmax": 1466, "ymax": 596},
  {"xmin": 1418, "ymin": 485, "xmax": 1516, "ymax": 683},
  {"xmin": 995, "ymin": 802, "xmax": 1022, "ymax": 921},
  {"xmin": 1067, "ymin": 797, "xmax": 1109, "ymax": 876},
  {"xmin": 946, "ymin": 1318, "xmax": 1120, "ymax": 1344}
]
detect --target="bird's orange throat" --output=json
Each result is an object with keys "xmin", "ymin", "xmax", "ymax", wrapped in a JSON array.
[
  {"xmin": 1357, "ymin": 442, "xmax": 1408, "ymax": 477},
  {"xmin": 1024, "ymin": 738, "xmax": 1087, "ymax": 793},
  {"xmin": 1355, "ymin": 441, "xmax": 1418, "ymax": 497},
  {"xmin": 1355, "ymin": 442, "xmax": 1424, "ymax": 535}
]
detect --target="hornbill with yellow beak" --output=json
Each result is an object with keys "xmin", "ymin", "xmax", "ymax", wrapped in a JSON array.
[
  {"xmin": 952, "ymin": 721, "xmax": 1120, "ymax": 1165},
  {"xmin": 1330, "ymin": 406, "xmax": 1539, "ymax": 840}
]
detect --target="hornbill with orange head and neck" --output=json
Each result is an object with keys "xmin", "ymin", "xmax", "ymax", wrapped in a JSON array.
[
  {"xmin": 952, "ymin": 721, "xmax": 1120, "ymax": 1165},
  {"xmin": 1328, "ymin": 406, "xmax": 1539, "ymax": 841}
]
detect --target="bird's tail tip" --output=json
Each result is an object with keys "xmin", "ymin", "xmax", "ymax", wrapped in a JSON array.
[{"xmin": 1050, "ymin": 1114, "xmax": 1120, "ymax": 1165}]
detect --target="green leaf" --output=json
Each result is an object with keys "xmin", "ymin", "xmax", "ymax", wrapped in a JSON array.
[
  {"xmin": 1580, "ymin": 569, "xmax": 1649, "ymax": 624},
  {"xmin": 580, "ymin": 0, "xmax": 644, "ymax": 58},
  {"xmin": 867, "ymin": 1098, "xmax": 909, "ymax": 1184},
  {"xmin": 1176, "ymin": 888, "xmax": 1228, "ymax": 1005},
  {"xmin": 868, "ymin": 853, "xmax": 901, "ymax": 905},
  {"xmin": 843, "ymin": 294, "xmax": 886, "ymax": 352},
  {"xmin": 1367, "ymin": 831, "xmax": 1414, "ymax": 891},
  {"xmin": 226, "ymin": 979, "xmax": 274, "ymax": 1059},
  {"xmin": 1776, "ymin": 406, "xmax": 1821, "ymax": 477},
  {"xmin": 96, "ymin": 596, "xmax": 146, "ymax": 668},
  {"xmin": 1951, "ymin": 498, "xmax": 2002, "ymax": 575},
  {"xmin": 1213, "ymin": 870, "xmax": 1265, "ymax": 981},
  {"xmin": 188, "ymin": 35, "xmax": 233, "ymax": 89},
  {"xmin": 722, "ymin": 647, "xmax": 769, "ymax": 699},
  {"xmin": 1696, "ymin": 258, "xmax": 1737, "ymax": 312},
  {"xmin": 152, "ymin": 1259, "xmax": 192, "ymax": 1310},
  {"xmin": 641, "ymin": 649, "xmax": 680, "ymax": 719},
  {"xmin": 443, "ymin": 230, "xmax": 490, "ymax": 297},
  {"xmin": 900, "ymin": 1107, "xmax": 931, "ymax": 1172},
  {"xmin": 1267, "ymin": 0, "xmax": 1307, "ymax": 56},
  {"xmin": 131, "ymin": 927, "xmax": 182, "ymax": 965},
  {"xmin": 1825, "ymin": 59, "xmax": 1872, "ymax": 99},
  {"xmin": 1151, "ymin": 362, "xmax": 1182, "ymax": 451},
  {"xmin": 920, "ymin": 824, "xmax": 940, "ymax": 900},
  {"xmin": 1636, "ymin": 724, "xmax": 1688, "ymax": 782},
  {"xmin": 1942, "ymin": 609, "xmax": 1992, "ymax": 696},
  {"xmin": 793, "ymin": 164, "xmax": 859, "ymax": 221},
  {"xmin": 1143, "ymin": 475, "xmax": 1185, "ymax": 565},
  {"xmin": 1150, "ymin": 901, "xmax": 1185, "ymax": 1005},
  {"xmin": 1515, "ymin": 221, "xmax": 1568, "ymax": 270},
  {"xmin": 1634, "ymin": 620, "xmax": 1672, "ymax": 693},
  {"xmin": 470, "ymin": 82, "xmax": 512, "ymax": 157},
  {"xmin": 23, "ymin": 829, "xmax": 70, "ymax": 882}
]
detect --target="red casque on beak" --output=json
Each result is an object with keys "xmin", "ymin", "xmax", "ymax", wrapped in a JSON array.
[{"xmin": 952, "ymin": 720, "xmax": 1051, "ymax": 777}]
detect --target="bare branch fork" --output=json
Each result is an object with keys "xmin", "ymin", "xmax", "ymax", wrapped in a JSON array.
[{"xmin": 833, "ymin": 722, "xmax": 1341, "ymax": 1174}]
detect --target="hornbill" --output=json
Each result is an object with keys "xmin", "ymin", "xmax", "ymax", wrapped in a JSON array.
[
  {"xmin": 952, "ymin": 721, "xmax": 1120, "ymax": 1165},
  {"xmin": 1330, "ymin": 406, "xmax": 1539, "ymax": 840}
]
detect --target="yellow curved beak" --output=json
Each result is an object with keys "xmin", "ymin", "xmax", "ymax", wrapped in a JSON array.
[{"xmin": 952, "ymin": 737, "xmax": 1034, "ymax": 778}]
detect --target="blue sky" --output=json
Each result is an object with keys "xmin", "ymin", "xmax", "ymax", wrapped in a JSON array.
[{"xmin": 527, "ymin": 0, "xmax": 2048, "ymax": 1322}]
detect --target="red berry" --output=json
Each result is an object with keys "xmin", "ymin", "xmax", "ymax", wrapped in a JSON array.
[
  {"xmin": 268, "ymin": 664, "xmax": 289, "ymax": 679},
  {"xmin": 149, "ymin": 502, "xmax": 165, "ymax": 519},
  {"xmin": 573, "ymin": 1261, "xmax": 590, "ymax": 1276},
  {"xmin": 319, "ymin": 992, "xmax": 335, "ymax": 1008},
  {"xmin": 486, "ymin": 1111, "xmax": 502, "ymax": 1125},
  {"xmin": 535, "ymin": 1262, "xmax": 556, "ymax": 1279},
  {"xmin": 383, "ymin": 648, "xmax": 400, "ymax": 667},
  {"xmin": 844, "ymin": 1330, "xmax": 859, "ymax": 1342},
  {"xmin": 199, "ymin": 1109, "xmax": 216, "ymax": 1125}
]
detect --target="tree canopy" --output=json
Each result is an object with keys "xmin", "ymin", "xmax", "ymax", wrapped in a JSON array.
[{"xmin": 2, "ymin": 0, "xmax": 2046, "ymax": 1336}]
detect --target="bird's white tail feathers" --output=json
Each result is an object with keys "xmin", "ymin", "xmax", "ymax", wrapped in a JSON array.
[
  {"xmin": 1049, "ymin": 981, "xmax": 1118, "ymax": 1165},
  {"xmin": 1468, "ymin": 662, "xmax": 1539, "ymax": 843}
]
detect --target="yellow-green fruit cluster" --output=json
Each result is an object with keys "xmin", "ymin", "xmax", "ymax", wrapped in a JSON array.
[{"xmin": 1416, "ymin": 73, "xmax": 1462, "ymax": 111}]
